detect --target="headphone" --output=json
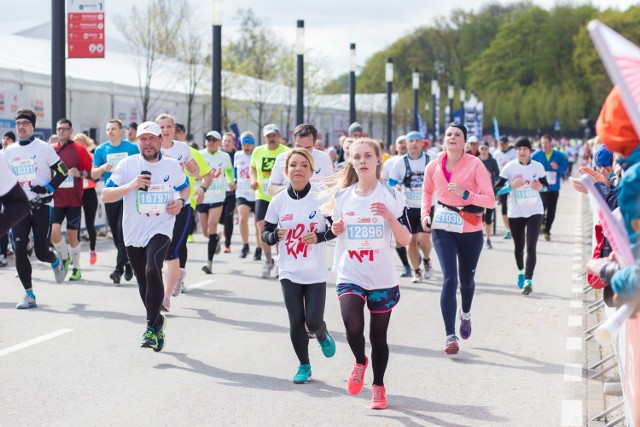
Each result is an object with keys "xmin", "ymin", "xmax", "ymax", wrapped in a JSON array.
[{"xmin": 377, "ymin": 160, "xmax": 381, "ymax": 165}]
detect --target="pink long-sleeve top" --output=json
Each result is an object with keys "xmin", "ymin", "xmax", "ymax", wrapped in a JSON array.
[{"xmin": 421, "ymin": 152, "xmax": 495, "ymax": 233}]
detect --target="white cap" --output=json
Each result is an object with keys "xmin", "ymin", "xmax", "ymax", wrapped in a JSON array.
[
  {"xmin": 206, "ymin": 130, "xmax": 222, "ymax": 140},
  {"xmin": 262, "ymin": 123, "xmax": 280, "ymax": 137},
  {"xmin": 467, "ymin": 136, "xmax": 479, "ymax": 143},
  {"xmin": 136, "ymin": 121, "xmax": 162, "ymax": 137}
]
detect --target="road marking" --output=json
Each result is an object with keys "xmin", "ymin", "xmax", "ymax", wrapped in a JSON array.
[
  {"xmin": 568, "ymin": 315, "xmax": 583, "ymax": 327},
  {"xmin": 0, "ymin": 329, "xmax": 73, "ymax": 357},
  {"xmin": 564, "ymin": 363, "xmax": 583, "ymax": 382},
  {"xmin": 571, "ymin": 286, "xmax": 582, "ymax": 294},
  {"xmin": 570, "ymin": 299, "xmax": 583, "ymax": 308},
  {"xmin": 561, "ymin": 400, "xmax": 583, "ymax": 426},
  {"xmin": 566, "ymin": 337, "xmax": 583, "ymax": 351},
  {"xmin": 188, "ymin": 279, "xmax": 216, "ymax": 290}
]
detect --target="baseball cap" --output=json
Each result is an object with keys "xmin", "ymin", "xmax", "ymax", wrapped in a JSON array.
[
  {"xmin": 136, "ymin": 121, "xmax": 162, "ymax": 137},
  {"xmin": 262, "ymin": 124, "xmax": 280, "ymax": 137},
  {"xmin": 128, "ymin": 122, "xmax": 138, "ymax": 130},
  {"xmin": 175, "ymin": 123, "xmax": 186, "ymax": 133},
  {"xmin": 206, "ymin": 130, "xmax": 222, "ymax": 140},
  {"xmin": 467, "ymin": 136, "xmax": 479, "ymax": 143}
]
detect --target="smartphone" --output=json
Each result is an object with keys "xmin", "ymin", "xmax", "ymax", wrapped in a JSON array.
[{"xmin": 140, "ymin": 170, "xmax": 151, "ymax": 192}]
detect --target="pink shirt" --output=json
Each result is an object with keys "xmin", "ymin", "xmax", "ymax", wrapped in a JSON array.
[{"xmin": 422, "ymin": 152, "xmax": 495, "ymax": 233}]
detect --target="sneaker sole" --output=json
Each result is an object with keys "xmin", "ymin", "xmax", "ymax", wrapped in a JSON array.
[
  {"xmin": 293, "ymin": 376, "xmax": 312, "ymax": 384},
  {"xmin": 521, "ymin": 285, "xmax": 533, "ymax": 295}
]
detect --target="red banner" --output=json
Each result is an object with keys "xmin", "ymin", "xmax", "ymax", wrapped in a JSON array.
[{"xmin": 67, "ymin": 1, "xmax": 105, "ymax": 58}]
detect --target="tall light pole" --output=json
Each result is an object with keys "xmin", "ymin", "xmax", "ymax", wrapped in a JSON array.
[
  {"xmin": 424, "ymin": 101, "xmax": 430, "ymax": 136},
  {"xmin": 385, "ymin": 58, "xmax": 393, "ymax": 149},
  {"xmin": 431, "ymin": 78, "xmax": 438, "ymax": 139},
  {"xmin": 448, "ymin": 83, "xmax": 454, "ymax": 125},
  {"xmin": 459, "ymin": 88, "xmax": 466, "ymax": 126},
  {"xmin": 349, "ymin": 43, "xmax": 356, "ymax": 124},
  {"xmin": 296, "ymin": 20, "xmax": 304, "ymax": 125},
  {"xmin": 52, "ymin": 0, "xmax": 66, "ymax": 128},
  {"xmin": 412, "ymin": 68, "xmax": 419, "ymax": 131},
  {"xmin": 211, "ymin": 0, "xmax": 223, "ymax": 131}
]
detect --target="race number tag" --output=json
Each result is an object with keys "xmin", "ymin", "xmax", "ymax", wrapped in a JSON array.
[
  {"xmin": 237, "ymin": 181, "xmax": 251, "ymax": 192},
  {"xmin": 515, "ymin": 188, "xmax": 538, "ymax": 205},
  {"xmin": 431, "ymin": 206, "xmax": 464, "ymax": 233},
  {"xmin": 207, "ymin": 181, "xmax": 226, "ymax": 199},
  {"xmin": 547, "ymin": 171, "xmax": 557, "ymax": 185},
  {"xmin": 12, "ymin": 159, "xmax": 36, "ymax": 182},
  {"xmin": 404, "ymin": 188, "xmax": 422, "ymax": 208},
  {"xmin": 136, "ymin": 184, "xmax": 170, "ymax": 215},
  {"xmin": 262, "ymin": 180, "xmax": 269, "ymax": 194},
  {"xmin": 345, "ymin": 215, "xmax": 385, "ymax": 250},
  {"xmin": 106, "ymin": 152, "xmax": 127, "ymax": 167},
  {"xmin": 59, "ymin": 174, "xmax": 75, "ymax": 189}
]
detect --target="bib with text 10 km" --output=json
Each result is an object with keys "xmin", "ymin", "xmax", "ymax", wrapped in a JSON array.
[
  {"xmin": 12, "ymin": 159, "xmax": 37, "ymax": 182},
  {"xmin": 515, "ymin": 187, "xmax": 538, "ymax": 205},
  {"xmin": 106, "ymin": 152, "xmax": 127, "ymax": 167},
  {"xmin": 137, "ymin": 184, "xmax": 171, "ymax": 215},
  {"xmin": 345, "ymin": 215, "xmax": 385, "ymax": 250},
  {"xmin": 431, "ymin": 206, "xmax": 463, "ymax": 233},
  {"xmin": 404, "ymin": 188, "xmax": 422, "ymax": 208}
]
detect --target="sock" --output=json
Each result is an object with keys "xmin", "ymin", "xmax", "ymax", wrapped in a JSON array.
[
  {"xmin": 70, "ymin": 244, "xmax": 81, "ymax": 269},
  {"xmin": 26, "ymin": 289, "xmax": 35, "ymax": 298},
  {"xmin": 396, "ymin": 247, "xmax": 410, "ymax": 267},
  {"xmin": 518, "ymin": 269, "xmax": 525, "ymax": 275},
  {"xmin": 461, "ymin": 310, "xmax": 471, "ymax": 320},
  {"xmin": 414, "ymin": 269, "xmax": 421, "ymax": 274},
  {"xmin": 53, "ymin": 239, "xmax": 69, "ymax": 261},
  {"xmin": 208, "ymin": 234, "xmax": 219, "ymax": 261},
  {"xmin": 243, "ymin": 243, "xmax": 249, "ymax": 249},
  {"xmin": 265, "ymin": 251, "xmax": 273, "ymax": 264},
  {"xmin": 423, "ymin": 257, "xmax": 430, "ymax": 268}
]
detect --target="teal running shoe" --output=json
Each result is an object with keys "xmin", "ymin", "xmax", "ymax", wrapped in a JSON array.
[
  {"xmin": 141, "ymin": 327, "xmax": 158, "ymax": 349},
  {"xmin": 522, "ymin": 279, "xmax": 533, "ymax": 295},
  {"xmin": 318, "ymin": 330, "xmax": 336, "ymax": 358},
  {"xmin": 517, "ymin": 271, "xmax": 525, "ymax": 289},
  {"xmin": 292, "ymin": 364, "xmax": 311, "ymax": 384},
  {"xmin": 154, "ymin": 315, "xmax": 167, "ymax": 352}
]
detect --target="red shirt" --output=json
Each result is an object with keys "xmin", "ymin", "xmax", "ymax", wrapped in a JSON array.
[{"xmin": 52, "ymin": 141, "xmax": 93, "ymax": 207}]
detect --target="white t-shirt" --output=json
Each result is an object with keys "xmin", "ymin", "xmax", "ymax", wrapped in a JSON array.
[
  {"xmin": 2, "ymin": 138, "xmax": 60, "ymax": 204},
  {"xmin": 493, "ymin": 148, "xmax": 516, "ymax": 171},
  {"xmin": 107, "ymin": 155, "xmax": 188, "ymax": 247},
  {"xmin": 500, "ymin": 159, "xmax": 546, "ymax": 218},
  {"xmin": 381, "ymin": 155, "xmax": 401, "ymax": 182},
  {"xmin": 269, "ymin": 149, "xmax": 334, "ymax": 189},
  {"xmin": 199, "ymin": 149, "xmax": 232, "ymax": 204},
  {"xmin": 234, "ymin": 152, "xmax": 255, "ymax": 201},
  {"xmin": 0, "ymin": 151, "xmax": 18, "ymax": 196},
  {"xmin": 332, "ymin": 182, "xmax": 406, "ymax": 290},
  {"xmin": 388, "ymin": 153, "xmax": 430, "ymax": 209},
  {"xmin": 265, "ymin": 187, "xmax": 329, "ymax": 284}
]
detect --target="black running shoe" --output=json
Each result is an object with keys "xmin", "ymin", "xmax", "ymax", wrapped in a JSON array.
[
  {"xmin": 110, "ymin": 271, "xmax": 121, "ymax": 284},
  {"xmin": 124, "ymin": 263, "xmax": 133, "ymax": 281},
  {"xmin": 240, "ymin": 246, "xmax": 250, "ymax": 259},
  {"xmin": 253, "ymin": 247, "xmax": 262, "ymax": 261}
]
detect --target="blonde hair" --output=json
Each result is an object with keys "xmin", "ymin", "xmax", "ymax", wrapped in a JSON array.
[
  {"xmin": 154, "ymin": 113, "xmax": 175, "ymax": 125},
  {"xmin": 73, "ymin": 133, "xmax": 96, "ymax": 151},
  {"xmin": 284, "ymin": 148, "xmax": 315, "ymax": 176}
]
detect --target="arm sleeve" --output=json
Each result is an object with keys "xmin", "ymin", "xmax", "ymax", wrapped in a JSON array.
[
  {"xmin": 493, "ymin": 177, "xmax": 509, "ymax": 194},
  {"xmin": 224, "ymin": 155, "xmax": 234, "ymax": 183},
  {"xmin": 467, "ymin": 163, "xmax": 496, "ymax": 208},
  {"xmin": 261, "ymin": 221, "xmax": 280, "ymax": 246},
  {"xmin": 315, "ymin": 216, "xmax": 337, "ymax": 243}
]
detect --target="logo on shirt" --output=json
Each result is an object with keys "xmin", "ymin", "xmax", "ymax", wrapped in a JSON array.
[
  {"xmin": 163, "ymin": 175, "xmax": 170, "ymax": 182},
  {"xmin": 261, "ymin": 157, "xmax": 276, "ymax": 172},
  {"xmin": 345, "ymin": 211, "xmax": 355, "ymax": 216},
  {"xmin": 177, "ymin": 155, "xmax": 183, "ymax": 161},
  {"xmin": 309, "ymin": 210, "xmax": 317, "ymax": 219},
  {"xmin": 281, "ymin": 213, "xmax": 293, "ymax": 222},
  {"xmin": 315, "ymin": 168, "xmax": 321, "ymax": 174}
]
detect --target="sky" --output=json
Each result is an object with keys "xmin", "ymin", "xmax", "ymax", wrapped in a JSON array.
[{"xmin": 2, "ymin": 0, "xmax": 638, "ymax": 78}]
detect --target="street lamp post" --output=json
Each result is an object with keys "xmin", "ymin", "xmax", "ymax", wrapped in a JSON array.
[
  {"xmin": 211, "ymin": 0, "xmax": 223, "ymax": 131},
  {"xmin": 459, "ymin": 88, "xmax": 466, "ymax": 127},
  {"xmin": 424, "ymin": 101, "xmax": 429, "ymax": 137},
  {"xmin": 349, "ymin": 43, "xmax": 356, "ymax": 124},
  {"xmin": 412, "ymin": 68, "xmax": 419, "ymax": 131},
  {"xmin": 385, "ymin": 58, "xmax": 393, "ymax": 149},
  {"xmin": 448, "ymin": 83, "xmax": 454, "ymax": 124},
  {"xmin": 296, "ymin": 20, "xmax": 304, "ymax": 125},
  {"xmin": 431, "ymin": 78, "xmax": 438, "ymax": 139},
  {"xmin": 52, "ymin": 0, "xmax": 66, "ymax": 128}
]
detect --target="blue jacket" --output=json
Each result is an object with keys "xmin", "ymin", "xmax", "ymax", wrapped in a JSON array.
[{"xmin": 531, "ymin": 149, "xmax": 568, "ymax": 192}]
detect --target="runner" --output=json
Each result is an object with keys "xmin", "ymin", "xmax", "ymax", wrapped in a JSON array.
[
  {"xmin": 327, "ymin": 138, "xmax": 411, "ymax": 410},
  {"xmin": 92, "ymin": 119, "xmax": 140, "ymax": 284},
  {"xmin": 221, "ymin": 131, "xmax": 238, "ymax": 252},
  {"xmin": 478, "ymin": 141, "xmax": 500, "ymax": 249},
  {"xmin": 234, "ymin": 131, "xmax": 260, "ymax": 259},
  {"xmin": 155, "ymin": 114, "xmax": 209, "ymax": 310},
  {"xmin": 494, "ymin": 137, "xmax": 549, "ymax": 295},
  {"xmin": 3, "ymin": 108, "xmax": 70, "ymax": 309},
  {"xmin": 492, "ymin": 136, "xmax": 516, "ymax": 239},
  {"xmin": 388, "ymin": 131, "xmax": 434, "ymax": 282},
  {"xmin": 420, "ymin": 123, "xmax": 495, "ymax": 354},
  {"xmin": 0, "ymin": 131, "xmax": 18, "ymax": 267},
  {"xmin": 0, "ymin": 149, "xmax": 30, "ymax": 238},
  {"xmin": 50, "ymin": 119, "xmax": 93, "ymax": 281},
  {"xmin": 102, "ymin": 121, "xmax": 190, "ymax": 351},
  {"xmin": 262, "ymin": 148, "xmax": 337, "ymax": 384},
  {"xmin": 250, "ymin": 124, "xmax": 289, "ymax": 278},
  {"xmin": 74, "ymin": 133, "xmax": 99, "ymax": 265},
  {"xmin": 197, "ymin": 130, "xmax": 233, "ymax": 274}
]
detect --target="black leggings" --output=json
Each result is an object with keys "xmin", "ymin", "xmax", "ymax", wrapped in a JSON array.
[
  {"xmin": 340, "ymin": 295, "xmax": 392, "ymax": 387},
  {"xmin": 0, "ymin": 183, "xmax": 30, "ymax": 238},
  {"xmin": 179, "ymin": 207, "xmax": 195, "ymax": 268},
  {"xmin": 281, "ymin": 279, "xmax": 327, "ymax": 365},
  {"xmin": 82, "ymin": 188, "xmax": 98, "ymax": 251},
  {"xmin": 126, "ymin": 234, "xmax": 171, "ymax": 329},
  {"xmin": 540, "ymin": 191, "xmax": 559, "ymax": 234},
  {"xmin": 105, "ymin": 200, "xmax": 129, "ymax": 273},
  {"xmin": 222, "ymin": 192, "xmax": 235, "ymax": 247},
  {"xmin": 13, "ymin": 206, "xmax": 57, "ymax": 289},
  {"xmin": 509, "ymin": 215, "xmax": 543, "ymax": 280}
]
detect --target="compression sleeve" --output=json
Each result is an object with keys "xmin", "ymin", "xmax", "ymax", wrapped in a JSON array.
[{"xmin": 262, "ymin": 221, "xmax": 280, "ymax": 246}]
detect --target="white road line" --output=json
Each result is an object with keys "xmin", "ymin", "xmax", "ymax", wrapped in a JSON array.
[
  {"xmin": 563, "ymin": 363, "xmax": 583, "ymax": 382},
  {"xmin": 188, "ymin": 279, "xmax": 216, "ymax": 290},
  {"xmin": 0, "ymin": 329, "xmax": 74, "ymax": 357},
  {"xmin": 566, "ymin": 337, "xmax": 583, "ymax": 351},
  {"xmin": 568, "ymin": 315, "xmax": 583, "ymax": 327},
  {"xmin": 572, "ymin": 264, "xmax": 583, "ymax": 271},
  {"xmin": 571, "ymin": 286, "xmax": 582, "ymax": 294},
  {"xmin": 570, "ymin": 299, "xmax": 583, "ymax": 309},
  {"xmin": 561, "ymin": 400, "xmax": 583, "ymax": 426}
]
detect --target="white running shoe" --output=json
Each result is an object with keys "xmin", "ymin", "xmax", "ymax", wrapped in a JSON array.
[
  {"xmin": 261, "ymin": 259, "xmax": 275, "ymax": 279},
  {"xmin": 172, "ymin": 268, "xmax": 187, "ymax": 297},
  {"xmin": 161, "ymin": 294, "xmax": 171, "ymax": 312},
  {"xmin": 411, "ymin": 270, "xmax": 422, "ymax": 284},
  {"xmin": 16, "ymin": 294, "xmax": 37, "ymax": 309},
  {"xmin": 423, "ymin": 259, "xmax": 433, "ymax": 280}
]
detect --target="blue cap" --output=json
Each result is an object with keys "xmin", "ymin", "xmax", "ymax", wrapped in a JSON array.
[
  {"xmin": 593, "ymin": 145, "xmax": 613, "ymax": 167},
  {"xmin": 405, "ymin": 131, "xmax": 422, "ymax": 141}
]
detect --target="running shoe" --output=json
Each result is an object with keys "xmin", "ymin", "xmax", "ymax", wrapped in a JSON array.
[
  {"xmin": 444, "ymin": 335, "xmax": 459, "ymax": 354},
  {"xmin": 69, "ymin": 268, "xmax": 82, "ymax": 281},
  {"xmin": 215, "ymin": 232, "xmax": 222, "ymax": 254},
  {"xmin": 0, "ymin": 255, "xmax": 7, "ymax": 267},
  {"xmin": 63, "ymin": 255, "xmax": 72, "ymax": 272},
  {"xmin": 411, "ymin": 269, "xmax": 422, "ymax": 284},
  {"xmin": 370, "ymin": 385, "xmax": 387, "ymax": 410},
  {"xmin": 16, "ymin": 294, "xmax": 37, "ymax": 309},
  {"xmin": 181, "ymin": 284, "xmax": 189, "ymax": 294},
  {"xmin": 124, "ymin": 263, "xmax": 134, "ymax": 281},
  {"xmin": 423, "ymin": 259, "xmax": 433, "ymax": 279},
  {"xmin": 544, "ymin": 232, "xmax": 551, "ymax": 241},
  {"xmin": 187, "ymin": 234, "xmax": 195, "ymax": 244},
  {"xmin": 140, "ymin": 326, "xmax": 158, "ymax": 349},
  {"xmin": 522, "ymin": 279, "xmax": 533, "ymax": 295},
  {"xmin": 110, "ymin": 271, "xmax": 122, "ymax": 284},
  {"xmin": 261, "ymin": 259, "xmax": 275, "ymax": 279},
  {"xmin": 240, "ymin": 246, "xmax": 250, "ymax": 259},
  {"xmin": 517, "ymin": 271, "xmax": 525, "ymax": 289},
  {"xmin": 89, "ymin": 251, "xmax": 97, "ymax": 265},
  {"xmin": 172, "ymin": 268, "xmax": 187, "ymax": 297},
  {"xmin": 400, "ymin": 265, "xmax": 412, "ymax": 277},
  {"xmin": 485, "ymin": 239, "xmax": 493, "ymax": 249},
  {"xmin": 293, "ymin": 364, "xmax": 312, "ymax": 384},
  {"xmin": 154, "ymin": 314, "xmax": 167, "ymax": 352},
  {"xmin": 347, "ymin": 356, "xmax": 368, "ymax": 396},
  {"xmin": 202, "ymin": 260, "xmax": 213, "ymax": 274},
  {"xmin": 253, "ymin": 247, "xmax": 262, "ymax": 261},
  {"xmin": 223, "ymin": 246, "xmax": 231, "ymax": 253},
  {"xmin": 459, "ymin": 308, "xmax": 472, "ymax": 340},
  {"xmin": 503, "ymin": 231, "xmax": 511, "ymax": 239},
  {"xmin": 161, "ymin": 294, "xmax": 170, "ymax": 312},
  {"xmin": 318, "ymin": 330, "xmax": 336, "ymax": 358},
  {"xmin": 51, "ymin": 249, "xmax": 67, "ymax": 283}
]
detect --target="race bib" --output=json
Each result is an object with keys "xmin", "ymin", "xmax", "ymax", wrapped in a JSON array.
[
  {"xmin": 547, "ymin": 171, "xmax": 557, "ymax": 185},
  {"xmin": 136, "ymin": 184, "xmax": 171, "ymax": 215},
  {"xmin": 207, "ymin": 181, "xmax": 226, "ymax": 199},
  {"xmin": 345, "ymin": 215, "xmax": 385, "ymax": 250},
  {"xmin": 262, "ymin": 180, "xmax": 269, "ymax": 194},
  {"xmin": 12, "ymin": 159, "xmax": 36, "ymax": 182},
  {"xmin": 237, "ymin": 181, "xmax": 251, "ymax": 192},
  {"xmin": 431, "ymin": 206, "xmax": 464, "ymax": 233},
  {"xmin": 404, "ymin": 188, "xmax": 422, "ymax": 208},
  {"xmin": 59, "ymin": 174, "xmax": 75, "ymax": 189},
  {"xmin": 106, "ymin": 152, "xmax": 127, "ymax": 167},
  {"xmin": 515, "ymin": 188, "xmax": 538, "ymax": 205}
]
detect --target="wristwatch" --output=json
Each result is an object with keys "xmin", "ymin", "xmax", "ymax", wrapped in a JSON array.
[
  {"xmin": 462, "ymin": 190, "xmax": 470, "ymax": 201},
  {"xmin": 176, "ymin": 197, "xmax": 186, "ymax": 207}
]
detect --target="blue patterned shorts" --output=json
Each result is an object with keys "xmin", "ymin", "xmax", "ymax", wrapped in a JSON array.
[{"xmin": 336, "ymin": 283, "xmax": 400, "ymax": 313}]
